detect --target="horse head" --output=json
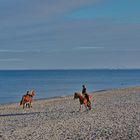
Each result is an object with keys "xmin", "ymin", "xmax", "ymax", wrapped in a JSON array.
[
  {"xmin": 30, "ymin": 90, "xmax": 35, "ymax": 97},
  {"xmin": 74, "ymin": 92, "xmax": 79, "ymax": 99}
]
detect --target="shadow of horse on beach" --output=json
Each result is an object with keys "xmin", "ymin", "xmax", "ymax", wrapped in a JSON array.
[{"xmin": 0, "ymin": 111, "xmax": 44, "ymax": 117}]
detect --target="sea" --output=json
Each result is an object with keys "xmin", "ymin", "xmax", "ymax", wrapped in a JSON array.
[{"xmin": 0, "ymin": 69, "xmax": 140, "ymax": 104}]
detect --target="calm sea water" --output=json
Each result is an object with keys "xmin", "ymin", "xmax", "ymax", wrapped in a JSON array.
[{"xmin": 0, "ymin": 69, "xmax": 140, "ymax": 104}]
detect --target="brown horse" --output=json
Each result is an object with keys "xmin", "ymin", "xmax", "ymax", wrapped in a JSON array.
[
  {"xmin": 20, "ymin": 90, "xmax": 35, "ymax": 109},
  {"xmin": 74, "ymin": 92, "xmax": 92, "ymax": 111}
]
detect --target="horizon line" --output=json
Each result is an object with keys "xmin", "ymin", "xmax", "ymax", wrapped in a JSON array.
[{"xmin": 1, "ymin": 68, "xmax": 140, "ymax": 71}]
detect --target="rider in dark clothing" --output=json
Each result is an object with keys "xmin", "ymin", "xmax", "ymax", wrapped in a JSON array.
[
  {"xmin": 26, "ymin": 91, "xmax": 32, "ymax": 97},
  {"xmin": 82, "ymin": 85, "xmax": 86, "ymax": 94},
  {"xmin": 26, "ymin": 91, "xmax": 30, "ymax": 96}
]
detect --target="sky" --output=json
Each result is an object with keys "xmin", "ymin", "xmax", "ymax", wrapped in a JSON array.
[{"xmin": 0, "ymin": 0, "xmax": 140, "ymax": 69}]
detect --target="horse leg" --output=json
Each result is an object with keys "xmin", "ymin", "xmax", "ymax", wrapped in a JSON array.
[
  {"xmin": 79, "ymin": 104, "xmax": 82, "ymax": 111},
  {"xmin": 25, "ymin": 103, "xmax": 28, "ymax": 108},
  {"xmin": 87, "ymin": 101, "xmax": 91, "ymax": 110},
  {"xmin": 28, "ymin": 101, "xmax": 32, "ymax": 108},
  {"xmin": 89, "ymin": 106, "xmax": 91, "ymax": 110},
  {"xmin": 23, "ymin": 104, "xmax": 25, "ymax": 109},
  {"xmin": 30, "ymin": 102, "xmax": 32, "ymax": 108},
  {"xmin": 84, "ymin": 104, "xmax": 88, "ymax": 111},
  {"xmin": 26, "ymin": 103, "xmax": 30, "ymax": 108}
]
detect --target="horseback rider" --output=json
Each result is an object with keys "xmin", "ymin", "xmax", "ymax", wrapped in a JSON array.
[
  {"xmin": 26, "ymin": 91, "xmax": 30, "ymax": 96},
  {"xmin": 26, "ymin": 90, "xmax": 34, "ymax": 97},
  {"xmin": 82, "ymin": 85, "xmax": 91, "ymax": 106}
]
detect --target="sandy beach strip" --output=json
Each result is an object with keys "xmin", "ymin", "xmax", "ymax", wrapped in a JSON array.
[{"xmin": 0, "ymin": 87, "xmax": 140, "ymax": 140}]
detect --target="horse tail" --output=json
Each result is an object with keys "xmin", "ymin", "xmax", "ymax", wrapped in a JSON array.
[
  {"xmin": 20, "ymin": 100, "xmax": 22, "ymax": 105},
  {"xmin": 20, "ymin": 99, "xmax": 23, "ymax": 105},
  {"xmin": 89, "ymin": 95, "xmax": 92, "ymax": 100},
  {"xmin": 20, "ymin": 95, "xmax": 25, "ymax": 105}
]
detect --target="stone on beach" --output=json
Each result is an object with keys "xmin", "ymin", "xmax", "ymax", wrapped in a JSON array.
[{"xmin": 0, "ymin": 87, "xmax": 140, "ymax": 140}]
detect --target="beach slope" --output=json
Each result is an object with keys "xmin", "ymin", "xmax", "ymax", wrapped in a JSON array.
[{"xmin": 0, "ymin": 87, "xmax": 140, "ymax": 140}]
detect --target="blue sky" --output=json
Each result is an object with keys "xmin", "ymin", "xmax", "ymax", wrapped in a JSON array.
[{"xmin": 0, "ymin": 0, "xmax": 140, "ymax": 69}]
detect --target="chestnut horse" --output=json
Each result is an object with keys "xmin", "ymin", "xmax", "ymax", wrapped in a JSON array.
[
  {"xmin": 20, "ymin": 90, "xmax": 35, "ymax": 109},
  {"xmin": 74, "ymin": 92, "xmax": 92, "ymax": 111}
]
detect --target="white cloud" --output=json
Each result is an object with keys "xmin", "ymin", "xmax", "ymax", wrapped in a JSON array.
[
  {"xmin": 0, "ymin": 49, "xmax": 45, "ymax": 53},
  {"xmin": 76, "ymin": 46, "xmax": 104, "ymax": 50},
  {"xmin": 0, "ymin": 58, "xmax": 23, "ymax": 62},
  {"xmin": 0, "ymin": 50, "xmax": 26, "ymax": 53}
]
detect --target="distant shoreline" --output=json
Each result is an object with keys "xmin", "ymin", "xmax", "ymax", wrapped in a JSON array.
[
  {"xmin": 1, "ymin": 85, "xmax": 140, "ymax": 106},
  {"xmin": 1, "ymin": 68, "xmax": 140, "ymax": 71},
  {"xmin": 0, "ymin": 88, "xmax": 118, "ymax": 106}
]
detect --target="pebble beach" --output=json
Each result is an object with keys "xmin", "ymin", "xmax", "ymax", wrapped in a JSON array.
[{"xmin": 0, "ymin": 87, "xmax": 140, "ymax": 140}]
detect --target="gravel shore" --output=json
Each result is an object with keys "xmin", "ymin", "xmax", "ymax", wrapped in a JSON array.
[{"xmin": 0, "ymin": 87, "xmax": 140, "ymax": 140}]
